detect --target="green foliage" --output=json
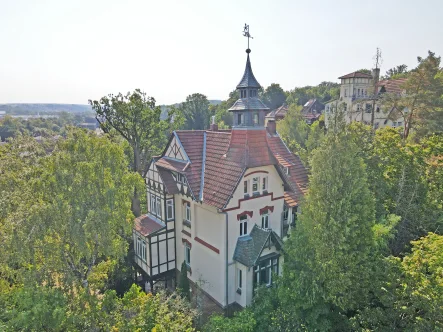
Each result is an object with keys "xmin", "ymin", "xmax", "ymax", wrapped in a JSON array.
[
  {"xmin": 280, "ymin": 127, "xmax": 377, "ymax": 330},
  {"xmin": 382, "ymin": 64, "xmax": 409, "ymax": 80},
  {"xmin": 205, "ymin": 310, "xmax": 256, "ymax": 332},
  {"xmin": 179, "ymin": 93, "xmax": 212, "ymax": 130},
  {"xmin": 353, "ymin": 233, "xmax": 443, "ymax": 331},
  {"xmin": 0, "ymin": 284, "xmax": 196, "ymax": 331},
  {"xmin": 178, "ymin": 261, "xmax": 191, "ymax": 301},
  {"xmin": 286, "ymin": 81, "xmax": 339, "ymax": 106},
  {"xmin": 277, "ymin": 104, "xmax": 325, "ymax": 166},
  {"xmin": 380, "ymin": 51, "xmax": 443, "ymax": 139},
  {"xmin": 260, "ymin": 83, "xmax": 287, "ymax": 110}
]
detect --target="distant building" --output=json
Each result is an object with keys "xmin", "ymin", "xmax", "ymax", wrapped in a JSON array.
[
  {"xmin": 0, "ymin": 111, "xmax": 6, "ymax": 118},
  {"xmin": 265, "ymin": 99, "xmax": 324, "ymax": 125},
  {"xmin": 324, "ymin": 69, "xmax": 407, "ymax": 129}
]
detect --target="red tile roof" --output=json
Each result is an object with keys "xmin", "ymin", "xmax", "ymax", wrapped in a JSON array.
[
  {"xmin": 134, "ymin": 215, "xmax": 165, "ymax": 236},
  {"xmin": 152, "ymin": 128, "xmax": 308, "ymax": 209},
  {"xmin": 376, "ymin": 78, "xmax": 407, "ymax": 94},
  {"xmin": 338, "ymin": 71, "xmax": 373, "ymax": 79}
]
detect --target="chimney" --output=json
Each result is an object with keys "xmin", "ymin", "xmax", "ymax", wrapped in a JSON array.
[
  {"xmin": 372, "ymin": 68, "xmax": 380, "ymax": 83},
  {"xmin": 210, "ymin": 115, "xmax": 218, "ymax": 131},
  {"xmin": 267, "ymin": 120, "xmax": 276, "ymax": 135}
]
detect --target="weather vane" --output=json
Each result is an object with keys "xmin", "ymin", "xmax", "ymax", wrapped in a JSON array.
[{"xmin": 243, "ymin": 24, "xmax": 253, "ymax": 50}]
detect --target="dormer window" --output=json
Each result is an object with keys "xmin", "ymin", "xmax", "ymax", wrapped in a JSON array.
[{"xmin": 252, "ymin": 176, "xmax": 260, "ymax": 194}]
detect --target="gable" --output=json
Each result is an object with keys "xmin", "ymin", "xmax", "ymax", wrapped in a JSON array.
[{"xmin": 164, "ymin": 133, "xmax": 189, "ymax": 162}]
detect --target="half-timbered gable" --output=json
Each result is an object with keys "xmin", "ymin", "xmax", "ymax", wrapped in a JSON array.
[{"xmin": 133, "ymin": 41, "xmax": 309, "ymax": 310}]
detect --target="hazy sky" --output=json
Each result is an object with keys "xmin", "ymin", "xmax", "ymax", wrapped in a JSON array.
[{"xmin": 1, "ymin": 0, "xmax": 442, "ymax": 105}]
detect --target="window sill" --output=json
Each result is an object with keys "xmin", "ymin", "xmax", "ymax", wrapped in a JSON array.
[
  {"xmin": 183, "ymin": 220, "xmax": 191, "ymax": 228},
  {"xmin": 252, "ymin": 192, "xmax": 260, "ymax": 197}
]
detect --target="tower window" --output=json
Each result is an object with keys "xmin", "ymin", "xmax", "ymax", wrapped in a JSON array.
[
  {"xmin": 253, "ymin": 112, "xmax": 259, "ymax": 125},
  {"xmin": 237, "ymin": 113, "xmax": 243, "ymax": 125}
]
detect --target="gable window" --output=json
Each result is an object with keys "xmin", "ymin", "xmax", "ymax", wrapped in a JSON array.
[
  {"xmin": 150, "ymin": 195, "xmax": 157, "ymax": 215},
  {"xmin": 177, "ymin": 173, "xmax": 186, "ymax": 184},
  {"xmin": 184, "ymin": 243, "xmax": 191, "ymax": 266},
  {"xmin": 261, "ymin": 212, "xmax": 269, "ymax": 229},
  {"xmin": 239, "ymin": 215, "xmax": 248, "ymax": 236},
  {"xmin": 262, "ymin": 176, "xmax": 268, "ymax": 191},
  {"xmin": 156, "ymin": 196, "xmax": 162, "ymax": 218},
  {"xmin": 166, "ymin": 199, "xmax": 174, "ymax": 220},
  {"xmin": 237, "ymin": 268, "xmax": 242, "ymax": 294},
  {"xmin": 252, "ymin": 177, "xmax": 260, "ymax": 194}
]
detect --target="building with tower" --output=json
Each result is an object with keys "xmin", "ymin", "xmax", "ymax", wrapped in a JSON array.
[
  {"xmin": 324, "ymin": 69, "xmax": 408, "ymax": 129},
  {"xmin": 132, "ymin": 35, "xmax": 308, "ymax": 311}
]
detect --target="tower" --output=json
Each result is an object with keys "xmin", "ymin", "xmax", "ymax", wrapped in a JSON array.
[{"xmin": 229, "ymin": 25, "xmax": 269, "ymax": 128}]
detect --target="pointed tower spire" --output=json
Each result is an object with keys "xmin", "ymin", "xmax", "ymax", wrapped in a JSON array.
[{"xmin": 229, "ymin": 24, "xmax": 269, "ymax": 128}]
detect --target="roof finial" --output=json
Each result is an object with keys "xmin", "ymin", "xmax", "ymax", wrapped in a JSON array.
[{"xmin": 243, "ymin": 24, "xmax": 253, "ymax": 53}]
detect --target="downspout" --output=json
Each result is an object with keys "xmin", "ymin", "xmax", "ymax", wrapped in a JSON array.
[{"xmin": 220, "ymin": 210, "xmax": 229, "ymax": 313}]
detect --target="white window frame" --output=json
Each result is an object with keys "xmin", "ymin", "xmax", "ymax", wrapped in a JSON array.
[
  {"xmin": 150, "ymin": 195, "xmax": 157, "ymax": 215},
  {"xmin": 166, "ymin": 199, "xmax": 174, "ymax": 220},
  {"xmin": 239, "ymin": 215, "xmax": 248, "ymax": 236},
  {"xmin": 185, "ymin": 202, "xmax": 191, "ymax": 223},
  {"xmin": 156, "ymin": 196, "xmax": 162, "ymax": 218},
  {"xmin": 184, "ymin": 243, "xmax": 191, "ymax": 266},
  {"xmin": 141, "ymin": 239, "xmax": 146, "ymax": 261},
  {"xmin": 261, "ymin": 212, "xmax": 269, "ymax": 229},
  {"xmin": 243, "ymin": 180, "xmax": 249, "ymax": 195},
  {"xmin": 262, "ymin": 176, "xmax": 268, "ymax": 191},
  {"xmin": 252, "ymin": 176, "xmax": 260, "ymax": 194}
]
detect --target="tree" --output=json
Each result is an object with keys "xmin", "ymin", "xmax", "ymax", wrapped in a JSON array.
[
  {"xmin": 380, "ymin": 51, "xmax": 443, "ymax": 139},
  {"xmin": 353, "ymin": 233, "xmax": 443, "ymax": 331},
  {"xmin": 277, "ymin": 104, "xmax": 325, "ymax": 166},
  {"xmin": 280, "ymin": 126, "xmax": 377, "ymax": 330},
  {"xmin": 286, "ymin": 81, "xmax": 339, "ymax": 106},
  {"xmin": 261, "ymin": 83, "xmax": 287, "ymax": 110},
  {"xmin": 1, "ymin": 130, "xmax": 139, "ymax": 289},
  {"xmin": 179, "ymin": 93, "xmax": 212, "ymax": 130},
  {"xmin": 382, "ymin": 64, "xmax": 409, "ymax": 80},
  {"xmin": 178, "ymin": 261, "xmax": 191, "ymax": 301},
  {"xmin": 212, "ymin": 90, "xmax": 239, "ymax": 128},
  {"xmin": 89, "ymin": 89, "xmax": 174, "ymax": 216}
]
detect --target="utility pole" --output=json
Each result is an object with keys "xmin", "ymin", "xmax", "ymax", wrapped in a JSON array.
[{"xmin": 371, "ymin": 48, "xmax": 382, "ymax": 128}]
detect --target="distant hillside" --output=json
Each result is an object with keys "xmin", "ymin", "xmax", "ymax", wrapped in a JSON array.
[{"xmin": 0, "ymin": 103, "xmax": 92, "ymax": 115}]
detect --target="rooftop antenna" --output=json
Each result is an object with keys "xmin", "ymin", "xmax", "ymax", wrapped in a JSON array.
[{"xmin": 243, "ymin": 24, "xmax": 253, "ymax": 51}]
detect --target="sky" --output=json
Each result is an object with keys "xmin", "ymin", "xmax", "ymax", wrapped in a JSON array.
[{"xmin": 1, "ymin": 0, "xmax": 442, "ymax": 105}]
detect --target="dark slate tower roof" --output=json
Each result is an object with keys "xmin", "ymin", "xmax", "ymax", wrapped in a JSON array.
[{"xmin": 236, "ymin": 50, "xmax": 261, "ymax": 89}]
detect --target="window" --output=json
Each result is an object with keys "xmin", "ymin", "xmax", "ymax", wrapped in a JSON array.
[
  {"xmin": 374, "ymin": 122, "xmax": 380, "ymax": 129},
  {"xmin": 177, "ymin": 173, "xmax": 186, "ymax": 184},
  {"xmin": 376, "ymin": 106, "xmax": 380, "ymax": 113},
  {"xmin": 166, "ymin": 199, "xmax": 174, "ymax": 220},
  {"xmin": 237, "ymin": 268, "xmax": 242, "ymax": 293},
  {"xmin": 344, "ymin": 89, "xmax": 347, "ymax": 97},
  {"xmin": 253, "ymin": 112, "xmax": 259, "ymax": 125},
  {"xmin": 283, "ymin": 204, "xmax": 289, "ymax": 222},
  {"xmin": 156, "ymin": 196, "xmax": 162, "ymax": 218},
  {"xmin": 136, "ymin": 237, "xmax": 146, "ymax": 261},
  {"xmin": 184, "ymin": 201, "xmax": 191, "ymax": 223},
  {"xmin": 262, "ymin": 177, "xmax": 268, "ymax": 191},
  {"xmin": 261, "ymin": 213, "xmax": 269, "ymax": 229},
  {"xmin": 365, "ymin": 104, "xmax": 372, "ymax": 113},
  {"xmin": 185, "ymin": 243, "xmax": 191, "ymax": 266},
  {"xmin": 150, "ymin": 195, "xmax": 156, "ymax": 215},
  {"xmin": 239, "ymin": 215, "xmax": 248, "ymax": 236},
  {"xmin": 252, "ymin": 177, "xmax": 260, "ymax": 193},
  {"xmin": 254, "ymin": 256, "xmax": 279, "ymax": 287},
  {"xmin": 284, "ymin": 167, "xmax": 289, "ymax": 175},
  {"xmin": 358, "ymin": 88, "xmax": 360, "ymax": 95},
  {"xmin": 243, "ymin": 180, "xmax": 249, "ymax": 195},
  {"xmin": 237, "ymin": 113, "xmax": 243, "ymax": 125}
]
